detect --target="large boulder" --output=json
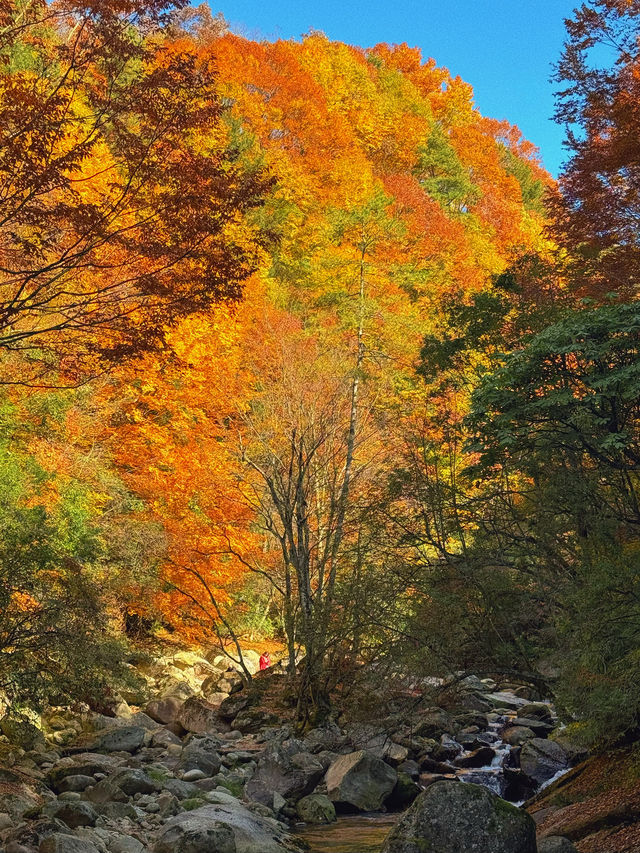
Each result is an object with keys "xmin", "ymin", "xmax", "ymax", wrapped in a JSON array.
[
  {"xmin": 245, "ymin": 738, "xmax": 324, "ymax": 806},
  {"xmin": 520, "ymin": 738, "xmax": 568, "ymax": 785},
  {"xmin": 154, "ymin": 802, "xmax": 293, "ymax": 853},
  {"xmin": 177, "ymin": 697, "xmax": 220, "ymax": 734},
  {"xmin": 381, "ymin": 780, "xmax": 536, "ymax": 853},
  {"xmin": 0, "ymin": 713, "xmax": 45, "ymax": 750},
  {"xmin": 40, "ymin": 835, "xmax": 101, "ymax": 853},
  {"xmin": 325, "ymin": 750, "xmax": 397, "ymax": 812},
  {"xmin": 146, "ymin": 696, "xmax": 183, "ymax": 725},
  {"xmin": 89, "ymin": 725, "xmax": 147, "ymax": 753},
  {"xmin": 176, "ymin": 735, "xmax": 222, "ymax": 777},
  {"xmin": 296, "ymin": 793, "xmax": 336, "ymax": 824}
]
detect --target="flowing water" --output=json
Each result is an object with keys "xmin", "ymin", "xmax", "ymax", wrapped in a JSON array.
[{"xmin": 296, "ymin": 814, "xmax": 399, "ymax": 853}]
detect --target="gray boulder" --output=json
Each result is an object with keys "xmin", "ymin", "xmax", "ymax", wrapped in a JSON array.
[
  {"xmin": 90, "ymin": 725, "xmax": 146, "ymax": 753},
  {"xmin": 245, "ymin": 738, "xmax": 324, "ymax": 807},
  {"xmin": 111, "ymin": 768, "xmax": 159, "ymax": 796},
  {"xmin": 501, "ymin": 725, "xmax": 536, "ymax": 746},
  {"xmin": 296, "ymin": 794, "xmax": 336, "ymax": 824},
  {"xmin": 40, "ymin": 835, "xmax": 100, "ymax": 853},
  {"xmin": 177, "ymin": 697, "xmax": 220, "ymax": 734},
  {"xmin": 177, "ymin": 735, "xmax": 222, "ymax": 777},
  {"xmin": 146, "ymin": 696, "xmax": 183, "ymax": 725},
  {"xmin": 325, "ymin": 750, "xmax": 397, "ymax": 812},
  {"xmin": 520, "ymin": 738, "xmax": 568, "ymax": 785},
  {"xmin": 0, "ymin": 714, "xmax": 45, "ymax": 750},
  {"xmin": 49, "ymin": 801, "xmax": 97, "ymax": 829},
  {"xmin": 537, "ymin": 837, "xmax": 578, "ymax": 853},
  {"xmin": 381, "ymin": 780, "xmax": 536, "ymax": 853},
  {"xmin": 154, "ymin": 802, "xmax": 292, "ymax": 853}
]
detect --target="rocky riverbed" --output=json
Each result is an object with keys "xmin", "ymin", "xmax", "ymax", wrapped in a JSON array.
[{"xmin": 0, "ymin": 650, "xmax": 591, "ymax": 852}]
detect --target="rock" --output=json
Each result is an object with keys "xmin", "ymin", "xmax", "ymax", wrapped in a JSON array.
[
  {"xmin": 154, "ymin": 802, "xmax": 292, "ymax": 853},
  {"xmin": 90, "ymin": 726, "xmax": 146, "ymax": 753},
  {"xmin": 325, "ymin": 750, "xmax": 397, "ymax": 812},
  {"xmin": 177, "ymin": 735, "xmax": 222, "ymax": 777},
  {"xmin": 50, "ymin": 801, "xmax": 97, "ymax": 829},
  {"xmin": 40, "ymin": 835, "xmax": 100, "ymax": 853},
  {"xmin": 384, "ymin": 743, "xmax": 408, "ymax": 766},
  {"xmin": 453, "ymin": 712, "xmax": 489, "ymax": 730},
  {"xmin": 233, "ymin": 709, "xmax": 279, "ymax": 734},
  {"xmin": 106, "ymin": 836, "xmax": 144, "ymax": 853},
  {"xmin": 151, "ymin": 728, "xmax": 182, "ymax": 748},
  {"xmin": 397, "ymin": 760, "xmax": 420, "ymax": 780},
  {"xmin": 216, "ymin": 670, "xmax": 244, "ymax": 695},
  {"xmin": 296, "ymin": 794, "xmax": 336, "ymax": 824},
  {"xmin": 146, "ymin": 697, "xmax": 183, "ymax": 725},
  {"xmin": 177, "ymin": 697, "xmax": 220, "ymax": 734},
  {"xmin": 414, "ymin": 710, "xmax": 454, "ymax": 738},
  {"xmin": 56, "ymin": 775, "xmax": 94, "ymax": 794},
  {"xmin": 217, "ymin": 694, "xmax": 252, "ymax": 723},
  {"xmin": 381, "ymin": 780, "xmax": 536, "ymax": 853},
  {"xmin": 245, "ymin": 739, "xmax": 324, "ymax": 807},
  {"xmin": 480, "ymin": 692, "xmax": 528, "ymax": 712},
  {"xmin": 501, "ymin": 725, "xmax": 536, "ymax": 746},
  {"xmin": 182, "ymin": 768, "xmax": 207, "ymax": 782},
  {"xmin": 385, "ymin": 772, "xmax": 421, "ymax": 809},
  {"xmin": 519, "ymin": 703, "xmax": 553, "ymax": 722},
  {"xmin": 84, "ymin": 779, "xmax": 128, "ymax": 805},
  {"xmin": 201, "ymin": 692, "xmax": 228, "ymax": 707},
  {"xmin": 453, "ymin": 746, "xmax": 495, "ymax": 768},
  {"xmin": 111, "ymin": 768, "xmax": 159, "ymax": 796},
  {"xmin": 1, "ymin": 714, "xmax": 45, "ymax": 750},
  {"xmin": 93, "ymin": 802, "xmax": 137, "ymax": 820},
  {"xmin": 537, "ymin": 837, "xmax": 578, "ymax": 853},
  {"xmin": 520, "ymin": 739, "xmax": 568, "ymax": 785},
  {"xmin": 162, "ymin": 778, "xmax": 203, "ymax": 800},
  {"xmin": 511, "ymin": 717, "xmax": 554, "ymax": 737}
]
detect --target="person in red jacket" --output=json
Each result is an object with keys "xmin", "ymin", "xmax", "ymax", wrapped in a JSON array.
[{"xmin": 259, "ymin": 651, "xmax": 271, "ymax": 671}]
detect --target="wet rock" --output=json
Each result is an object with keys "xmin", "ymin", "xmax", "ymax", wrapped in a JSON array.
[
  {"xmin": 453, "ymin": 746, "xmax": 495, "ymax": 768},
  {"xmin": 381, "ymin": 780, "xmax": 536, "ymax": 853},
  {"xmin": 520, "ymin": 739, "xmax": 568, "ymax": 785},
  {"xmin": 325, "ymin": 750, "xmax": 397, "ymax": 812},
  {"xmin": 296, "ymin": 794, "xmax": 336, "ymax": 824}
]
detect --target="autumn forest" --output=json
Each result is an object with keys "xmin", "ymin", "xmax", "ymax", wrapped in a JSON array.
[{"xmin": 2, "ymin": 0, "xmax": 640, "ymax": 759}]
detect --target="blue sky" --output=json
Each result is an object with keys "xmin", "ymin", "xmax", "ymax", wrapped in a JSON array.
[{"xmin": 213, "ymin": 0, "xmax": 580, "ymax": 177}]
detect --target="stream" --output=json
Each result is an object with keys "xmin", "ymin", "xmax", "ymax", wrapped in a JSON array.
[{"xmin": 296, "ymin": 814, "xmax": 399, "ymax": 853}]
